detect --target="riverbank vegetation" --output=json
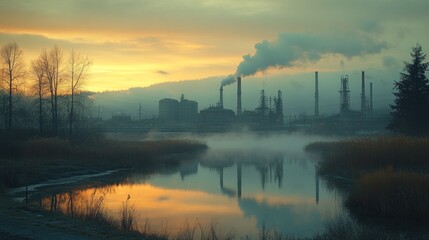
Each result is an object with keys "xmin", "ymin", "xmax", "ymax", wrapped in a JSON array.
[
  {"xmin": 306, "ymin": 136, "xmax": 429, "ymax": 226},
  {"xmin": 0, "ymin": 130, "xmax": 207, "ymax": 193},
  {"xmin": 345, "ymin": 167, "xmax": 429, "ymax": 222},
  {"xmin": 306, "ymin": 136, "xmax": 429, "ymax": 177}
]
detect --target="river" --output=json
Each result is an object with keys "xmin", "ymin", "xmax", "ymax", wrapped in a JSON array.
[{"xmin": 29, "ymin": 132, "xmax": 344, "ymax": 238}]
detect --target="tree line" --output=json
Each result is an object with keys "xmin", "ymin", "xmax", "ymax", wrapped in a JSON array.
[
  {"xmin": 0, "ymin": 42, "xmax": 92, "ymax": 138},
  {"xmin": 389, "ymin": 44, "xmax": 429, "ymax": 136}
]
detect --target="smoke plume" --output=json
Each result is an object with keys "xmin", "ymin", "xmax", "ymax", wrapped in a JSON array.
[
  {"xmin": 221, "ymin": 32, "xmax": 387, "ymax": 86},
  {"xmin": 221, "ymin": 74, "xmax": 235, "ymax": 86}
]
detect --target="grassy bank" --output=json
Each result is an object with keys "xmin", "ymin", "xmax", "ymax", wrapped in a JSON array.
[
  {"xmin": 306, "ymin": 136, "xmax": 429, "ymax": 224},
  {"xmin": 345, "ymin": 167, "xmax": 429, "ymax": 222},
  {"xmin": 0, "ymin": 136, "xmax": 207, "ymax": 191},
  {"xmin": 305, "ymin": 136, "xmax": 429, "ymax": 177}
]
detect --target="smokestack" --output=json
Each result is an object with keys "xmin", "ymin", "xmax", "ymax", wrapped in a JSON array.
[
  {"xmin": 219, "ymin": 86, "xmax": 224, "ymax": 108},
  {"xmin": 315, "ymin": 71, "xmax": 319, "ymax": 117},
  {"xmin": 361, "ymin": 71, "xmax": 366, "ymax": 112},
  {"xmin": 370, "ymin": 82, "xmax": 373, "ymax": 112},
  {"xmin": 237, "ymin": 77, "xmax": 242, "ymax": 116}
]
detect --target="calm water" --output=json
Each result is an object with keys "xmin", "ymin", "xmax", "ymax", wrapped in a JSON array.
[{"xmin": 43, "ymin": 133, "xmax": 342, "ymax": 237}]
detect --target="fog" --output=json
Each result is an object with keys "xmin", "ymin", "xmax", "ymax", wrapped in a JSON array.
[
  {"xmin": 204, "ymin": 132, "xmax": 335, "ymax": 155},
  {"xmin": 110, "ymin": 131, "xmax": 338, "ymax": 160}
]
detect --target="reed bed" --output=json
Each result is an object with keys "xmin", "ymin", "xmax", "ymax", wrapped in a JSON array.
[
  {"xmin": 305, "ymin": 136, "xmax": 429, "ymax": 177},
  {"xmin": 0, "ymin": 137, "xmax": 207, "ymax": 191},
  {"xmin": 345, "ymin": 167, "xmax": 429, "ymax": 222}
]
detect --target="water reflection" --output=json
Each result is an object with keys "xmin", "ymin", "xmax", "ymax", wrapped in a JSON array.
[{"xmin": 41, "ymin": 149, "xmax": 340, "ymax": 237}]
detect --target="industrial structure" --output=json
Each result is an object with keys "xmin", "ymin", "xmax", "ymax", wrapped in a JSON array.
[
  {"xmin": 314, "ymin": 71, "xmax": 319, "ymax": 117},
  {"xmin": 339, "ymin": 75, "xmax": 350, "ymax": 115},
  {"xmin": 237, "ymin": 76, "xmax": 242, "ymax": 116},
  {"xmin": 97, "ymin": 70, "xmax": 387, "ymax": 135},
  {"xmin": 219, "ymin": 85, "xmax": 224, "ymax": 108},
  {"xmin": 159, "ymin": 94, "xmax": 198, "ymax": 122},
  {"xmin": 369, "ymin": 82, "xmax": 373, "ymax": 112},
  {"xmin": 240, "ymin": 89, "xmax": 283, "ymax": 128},
  {"xmin": 197, "ymin": 76, "xmax": 284, "ymax": 130},
  {"xmin": 361, "ymin": 71, "xmax": 366, "ymax": 113},
  {"xmin": 199, "ymin": 106, "xmax": 235, "ymax": 127}
]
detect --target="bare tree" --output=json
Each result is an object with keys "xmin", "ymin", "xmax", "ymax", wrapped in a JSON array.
[
  {"xmin": 31, "ymin": 57, "xmax": 47, "ymax": 133},
  {"xmin": 68, "ymin": 49, "xmax": 91, "ymax": 139},
  {"xmin": 0, "ymin": 42, "xmax": 25, "ymax": 130},
  {"xmin": 40, "ymin": 46, "xmax": 64, "ymax": 135}
]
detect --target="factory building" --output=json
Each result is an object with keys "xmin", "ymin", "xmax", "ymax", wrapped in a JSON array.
[
  {"xmin": 159, "ymin": 98, "xmax": 179, "ymax": 121},
  {"xmin": 179, "ymin": 95, "xmax": 198, "ymax": 123},
  {"xmin": 159, "ymin": 94, "xmax": 198, "ymax": 122},
  {"xmin": 199, "ymin": 106, "xmax": 235, "ymax": 127}
]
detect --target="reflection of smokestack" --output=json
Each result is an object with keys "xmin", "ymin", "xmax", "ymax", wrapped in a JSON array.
[
  {"xmin": 219, "ymin": 168, "xmax": 224, "ymax": 188},
  {"xmin": 370, "ymin": 82, "xmax": 373, "ymax": 112},
  {"xmin": 237, "ymin": 77, "xmax": 242, "ymax": 116},
  {"xmin": 237, "ymin": 162, "xmax": 242, "ymax": 198},
  {"xmin": 219, "ymin": 86, "xmax": 224, "ymax": 108},
  {"xmin": 315, "ymin": 168, "xmax": 319, "ymax": 205},
  {"xmin": 315, "ymin": 71, "xmax": 319, "ymax": 117},
  {"xmin": 361, "ymin": 71, "xmax": 366, "ymax": 112}
]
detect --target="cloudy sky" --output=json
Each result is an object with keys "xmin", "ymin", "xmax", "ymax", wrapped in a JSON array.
[{"xmin": 0, "ymin": 0, "xmax": 428, "ymax": 93}]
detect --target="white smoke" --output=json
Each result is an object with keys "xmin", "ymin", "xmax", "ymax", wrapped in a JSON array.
[
  {"xmin": 221, "ymin": 32, "xmax": 388, "ymax": 86},
  {"xmin": 221, "ymin": 74, "xmax": 236, "ymax": 87}
]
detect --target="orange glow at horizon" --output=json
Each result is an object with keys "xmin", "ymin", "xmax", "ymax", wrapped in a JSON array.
[{"xmin": 2, "ymin": 28, "xmax": 244, "ymax": 92}]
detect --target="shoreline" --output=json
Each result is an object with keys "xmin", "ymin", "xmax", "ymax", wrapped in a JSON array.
[
  {"xmin": 0, "ymin": 136, "xmax": 208, "ymax": 239},
  {"xmin": 8, "ymin": 168, "xmax": 127, "ymax": 202}
]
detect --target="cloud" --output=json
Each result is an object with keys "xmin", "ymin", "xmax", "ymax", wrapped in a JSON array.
[
  {"xmin": 359, "ymin": 20, "xmax": 382, "ymax": 34},
  {"xmin": 383, "ymin": 56, "xmax": 401, "ymax": 70},
  {"xmin": 156, "ymin": 70, "xmax": 169, "ymax": 75}
]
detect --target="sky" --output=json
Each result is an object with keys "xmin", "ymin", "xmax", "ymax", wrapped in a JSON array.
[{"xmin": 0, "ymin": 0, "xmax": 428, "ymax": 93}]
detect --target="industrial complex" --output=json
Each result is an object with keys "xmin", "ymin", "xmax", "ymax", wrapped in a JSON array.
[{"xmin": 99, "ymin": 71, "xmax": 389, "ymax": 134}]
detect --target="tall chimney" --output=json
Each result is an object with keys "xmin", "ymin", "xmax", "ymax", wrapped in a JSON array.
[
  {"xmin": 370, "ymin": 82, "xmax": 373, "ymax": 112},
  {"xmin": 361, "ymin": 71, "xmax": 366, "ymax": 112},
  {"xmin": 219, "ymin": 85, "xmax": 224, "ymax": 109},
  {"xmin": 315, "ymin": 71, "xmax": 319, "ymax": 117},
  {"xmin": 237, "ymin": 77, "xmax": 242, "ymax": 116}
]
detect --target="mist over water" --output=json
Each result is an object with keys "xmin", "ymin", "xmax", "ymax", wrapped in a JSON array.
[
  {"xmin": 203, "ymin": 132, "xmax": 337, "ymax": 155},
  {"xmin": 97, "ymin": 132, "xmax": 342, "ymax": 237},
  {"xmin": 109, "ymin": 131, "xmax": 337, "ymax": 153}
]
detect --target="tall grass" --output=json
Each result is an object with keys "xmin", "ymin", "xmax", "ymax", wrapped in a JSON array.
[
  {"xmin": 345, "ymin": 167, "xmax": 429, "ymax": 222},
  {"xmin": 306, "ymin": 136, "xmax": 429, "ymax": 177},
  {"xmin": 259, "ymin": 222, "xmax": 295, "ymax": 240},
  {"xmin": 19, "ymin": 138, "xmax": 207, "ymax": 167},
  {"xmin": 316, "ymin": 214, "xmax": 409, "ymax": 240},
  {"xmin": 120, "ymin": 195, "xmax": 136, "ymax": 232},
  {"xmin": 0, "ymin": 137, "xmax": 207, "ymax": 189},
  {"xmin": 306, "ymin": 136, "xmax": 429, "ymax": 230},
  {"xmin": 41, "ymin": 190, "xmax": 142, "ymax": 235}
]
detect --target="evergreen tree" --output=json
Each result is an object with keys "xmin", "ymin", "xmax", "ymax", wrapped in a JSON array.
[{"xmin": 388, "ymin": 44, "xmax": 429, "ymax": 135}]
